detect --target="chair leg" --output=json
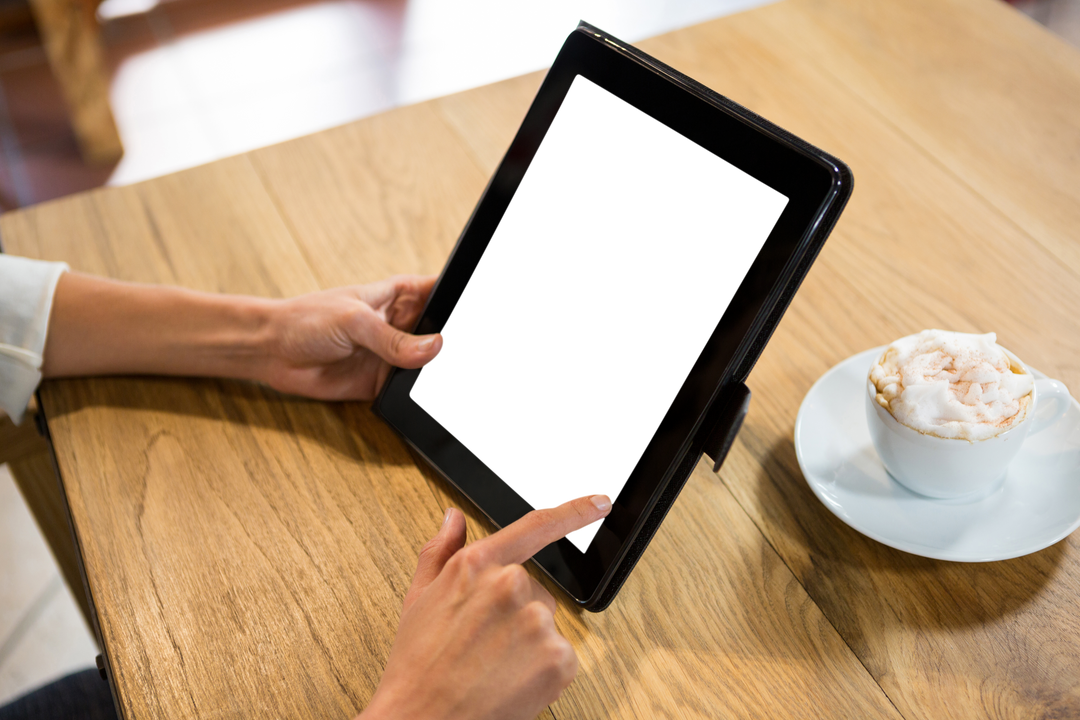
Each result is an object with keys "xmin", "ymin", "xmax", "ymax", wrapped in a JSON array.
[{"xmin": 27, "ymin": 0, "xmax": 123, "ymax": 165}]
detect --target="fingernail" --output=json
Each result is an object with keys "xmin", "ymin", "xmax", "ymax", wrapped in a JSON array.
[
  {"xmin": 416, "ymin": 332, "xmax": 442, "ymax": 369},
  {"xmin": 590, "ymin": 495, "xmax": 612, "ymax": 514},
  {"xmin": 442, "ymin": 508, "xmax": 453, "ymax": 528}
]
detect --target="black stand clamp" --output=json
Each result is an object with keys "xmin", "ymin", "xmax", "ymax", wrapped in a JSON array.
[{"xmin": 700, "ymin": 382, "xmax": 751, "ymax": 473}]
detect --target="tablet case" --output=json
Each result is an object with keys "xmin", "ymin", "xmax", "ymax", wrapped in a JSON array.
[
  {"xmin": 590, "ymin": 382, "xmax": 751, "ymax": 611},
  {"xmin": 376, "ymin": 22, "xmax": 852, "ymax": 612}
]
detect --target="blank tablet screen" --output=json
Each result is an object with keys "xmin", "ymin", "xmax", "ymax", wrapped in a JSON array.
[{"xmin": 410, "ymin": 75, "xmax": 788, "ymax": 551}]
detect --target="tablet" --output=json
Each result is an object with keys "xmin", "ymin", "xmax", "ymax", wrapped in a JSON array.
[{"xmin": 374, "ymin": 22, "xmax": 852, "ymax": 611}]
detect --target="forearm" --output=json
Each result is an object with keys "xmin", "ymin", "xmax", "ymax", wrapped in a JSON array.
[{"xmin": 42, "ymin": 272, "xmax": 277, "ymax": 381}]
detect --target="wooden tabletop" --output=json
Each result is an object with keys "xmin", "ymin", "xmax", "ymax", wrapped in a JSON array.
[{"xmin": 4, "ymin": 0, "xmax": 1080, "ymax": 717}]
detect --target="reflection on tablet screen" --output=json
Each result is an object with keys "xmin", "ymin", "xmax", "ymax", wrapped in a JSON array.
[{"xmin": 410, "ymin": 75, "xmax": 788, "ymax": 551}]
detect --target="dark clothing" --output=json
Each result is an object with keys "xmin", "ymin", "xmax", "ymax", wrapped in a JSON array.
[{"xmin": 0, "ymin": 669, "xmax": 118, "ymax": 720}]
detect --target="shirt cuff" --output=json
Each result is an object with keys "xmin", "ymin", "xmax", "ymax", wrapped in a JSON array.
[{"xmin": 0, "ymin": 256, "xmax": 68, "ymax": 424}]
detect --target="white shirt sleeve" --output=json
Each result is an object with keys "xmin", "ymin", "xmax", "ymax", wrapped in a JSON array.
[{"xmin": 1, "ymin": 255, "xmax": 68, "ymax": 425}]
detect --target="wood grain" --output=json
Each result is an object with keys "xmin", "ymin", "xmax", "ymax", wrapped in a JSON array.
[
  {"xmin": 1, "ymin": 155, "xmax": 319, "ymax": 296},
  {"xmin": 249, "ymin": 101, "xmax": 491, "ymax": 289},
  {"xmin": 752, "ymin": 0, "xmax": 1080, "ymax": 280},
  {"xmin": 2, "ymin": 0, "xmax": 1079, "ymax": 718},
  {"xmin": 433, "ymin": 72, "xmax": 546, "ymax": 173},
  {"xmin": 629, "ymin": 4, "xmax": 1080, "ymax": 719}
]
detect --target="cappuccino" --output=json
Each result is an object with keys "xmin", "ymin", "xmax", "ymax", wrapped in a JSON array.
[{"xmin": 868, "ymin": 330, "xmax": 1034, "ymax": 441}]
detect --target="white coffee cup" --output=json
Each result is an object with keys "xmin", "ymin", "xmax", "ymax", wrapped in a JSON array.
[{"xmin": 865, "ymin": 367, "xmax": 1072, "ymax": 499}]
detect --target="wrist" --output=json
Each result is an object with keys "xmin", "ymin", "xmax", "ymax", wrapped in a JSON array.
[{"xmin": 213, "ymin": 294, "xmax": 279, "ymax": 383}]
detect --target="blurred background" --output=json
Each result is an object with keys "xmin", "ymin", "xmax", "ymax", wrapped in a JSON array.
[
  {"xmin": 0, "ymin": 0, "xmax": 780, "ymax": 211},
  {"xmin": 0, "ymin": 0, "xmax": 1078, "ymax": 706},
  {"xmin": 0, "ymin": 0, "xmax": 1075, "ymax": 212}
]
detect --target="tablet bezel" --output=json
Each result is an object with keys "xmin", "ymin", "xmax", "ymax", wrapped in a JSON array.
[{"xmin": 375, "ymin": 24, "xmax": 849, "ymax": 607}]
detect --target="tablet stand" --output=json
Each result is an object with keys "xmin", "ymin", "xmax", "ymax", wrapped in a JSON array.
[
  {"xmin": 701, "ymin": 382, "xmax": 751, "ymax": 472},
  {"xmin": 591, "ymin": 379, "xmax": 751, "ymax": 613}
]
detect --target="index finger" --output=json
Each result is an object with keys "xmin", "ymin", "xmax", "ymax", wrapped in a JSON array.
[{"xmin": 474, "ymin": 495, "xmax": 612, "ymax": 566}]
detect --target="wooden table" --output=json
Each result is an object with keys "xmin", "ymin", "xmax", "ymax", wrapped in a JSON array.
[{"xmin": 4, "ymin": 0, "xmax": 1080, "ymax": 717}]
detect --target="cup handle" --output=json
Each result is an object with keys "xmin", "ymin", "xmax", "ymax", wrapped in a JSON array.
[{"xmin": 1030, "ymin": 378, "xmax": 1073, "ymax": 435}]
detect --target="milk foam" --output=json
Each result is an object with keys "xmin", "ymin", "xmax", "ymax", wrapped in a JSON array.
[{"xmin": 868, "ymin": 330, "xmax": 1034, "ymax": 441}]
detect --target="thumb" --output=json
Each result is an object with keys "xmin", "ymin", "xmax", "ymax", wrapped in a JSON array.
[
  {"xmin": 403, "ymin": 508, "xmax": 466, "ymax": 612},
  {"xmin": 351, "ymin": 308, "xmax": 442, "ymax": 369}
]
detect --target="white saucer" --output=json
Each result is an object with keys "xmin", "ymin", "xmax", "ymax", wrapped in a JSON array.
[{"xmin": 794, "ymin": 347, "xmax": 1080, "ymax": 561}]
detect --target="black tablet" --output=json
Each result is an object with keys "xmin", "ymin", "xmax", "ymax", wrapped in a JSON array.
[{"xmin": 374, "ymin": 22, "xmax": 852, "ymax": 611}]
